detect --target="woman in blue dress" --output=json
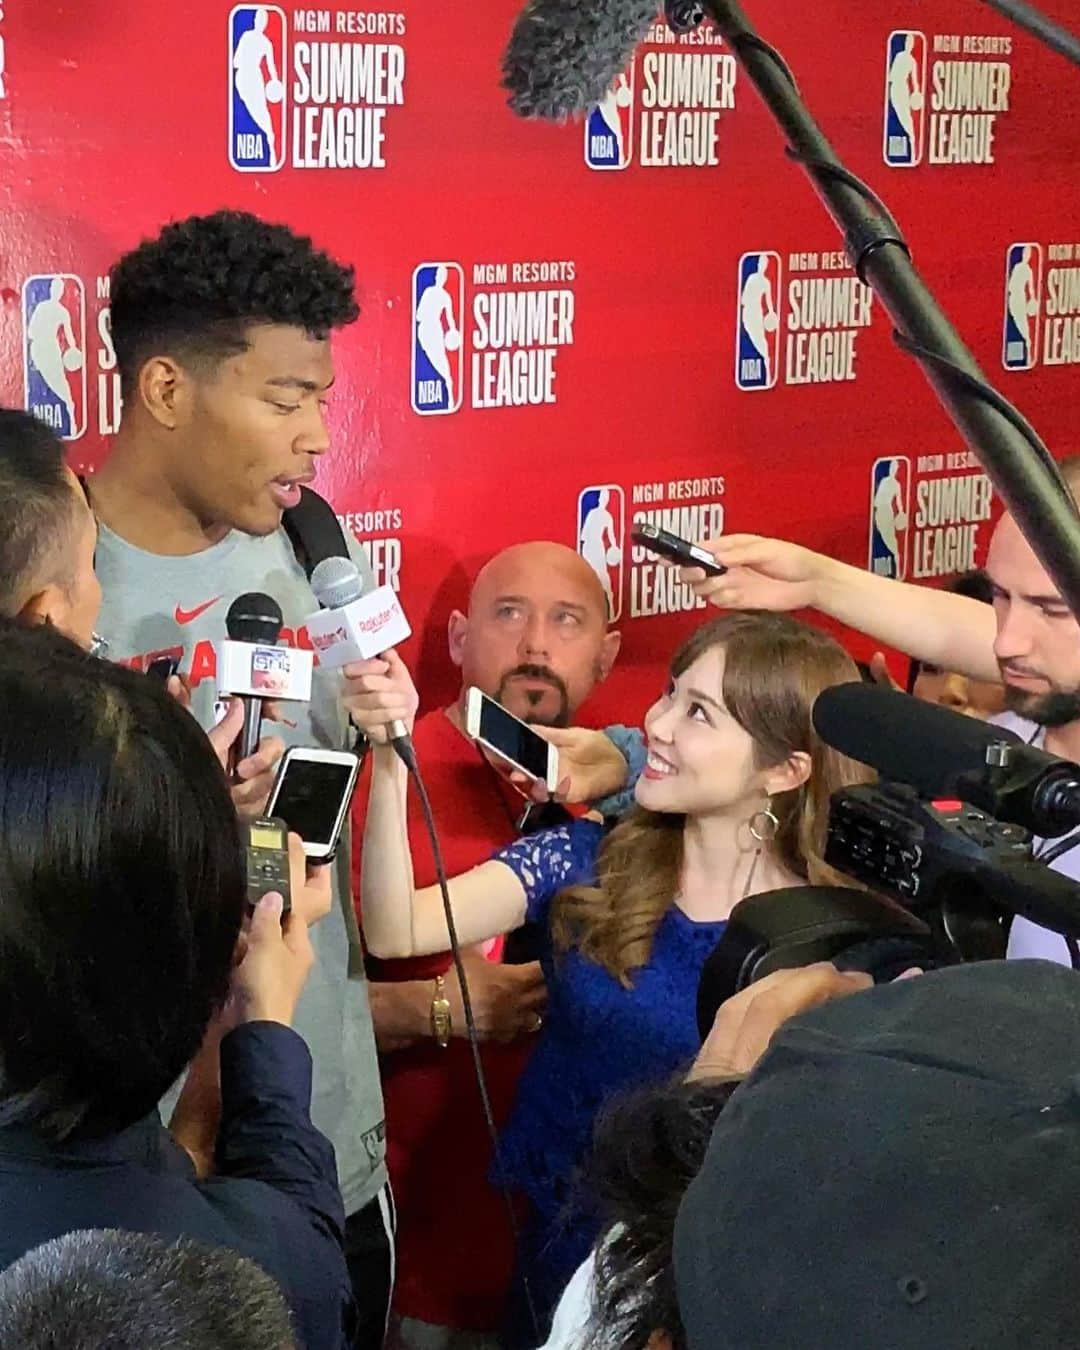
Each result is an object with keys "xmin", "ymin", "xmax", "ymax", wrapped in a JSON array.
[{"xmin": 354, "ymin": 612, "xmax": 869, "ymax": 1342}]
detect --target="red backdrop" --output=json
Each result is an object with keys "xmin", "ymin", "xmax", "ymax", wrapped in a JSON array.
[{"xmin": 2, "ymin": 0, "xmax": 1079, "ymax": 722}]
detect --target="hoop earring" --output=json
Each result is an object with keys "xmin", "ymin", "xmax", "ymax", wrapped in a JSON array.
[{"xmin": 749, "ymin": 800, "xmax": 780, "ymax": 844}]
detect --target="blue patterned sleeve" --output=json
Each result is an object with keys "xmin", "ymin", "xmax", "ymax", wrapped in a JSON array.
[
  {"xmin": 593, "ymin": 725, "xmax": 646, "ymax": 819},
  {"xmin": 494, "ymin": 820, "xmax": 605, "ymax": 926}
]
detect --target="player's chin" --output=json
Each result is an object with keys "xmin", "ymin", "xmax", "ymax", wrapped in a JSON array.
[{"xmin": 236, "ymin": 502, "xmax": 285, "ymax": 538}]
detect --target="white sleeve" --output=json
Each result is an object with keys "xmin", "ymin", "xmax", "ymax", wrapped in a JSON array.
[{"xmin": 541, "ymin": 1247, "xmax": 599, "ymax": 1350}]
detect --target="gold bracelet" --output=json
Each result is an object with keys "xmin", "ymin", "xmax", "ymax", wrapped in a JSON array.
[{"xmin": 430, "ymin": 974, "xmax": 452, "ymax": 1048}]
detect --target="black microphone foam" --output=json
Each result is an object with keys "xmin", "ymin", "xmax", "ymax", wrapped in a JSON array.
[
  {"xmin": 502, "ymin": 0, "xmax": 658, "ymax": 119},
  {"xmin": 812, "ymin": 682, "xmax": 1024, "ymax": 799},
  {"xmin": 226, "ymin": 592, "xmax": 284, "ymax": 646},
  {"xmin": 225, "ymin": 593, "xmax": 285, "ymax": 767}
]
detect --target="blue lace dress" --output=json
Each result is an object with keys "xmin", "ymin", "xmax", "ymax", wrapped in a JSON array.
[{"xmin": 492, "ymin": 818, "xmax": 728, "ymax": 1340}]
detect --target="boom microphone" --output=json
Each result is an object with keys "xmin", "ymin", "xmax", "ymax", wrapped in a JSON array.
[
  {"xmin": 664, "ymin": 0, "xmax": 707, "ymax": 35},
  {"xmin": 307, "ymin": 557, "xmax": 414, "ymax": 755},
  {"xmin": 813, "ymin": 682, "xmax": 1080, "ymax": 838},
  {"xmin": 502, "ymin": 0, "xmax": 659, "ymax": 118}
]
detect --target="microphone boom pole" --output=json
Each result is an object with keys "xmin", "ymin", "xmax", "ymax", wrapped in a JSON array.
[
  {"xmin": 976, "ymin": 0, "xmax": 1080, "ymax": 70},
  {"xmin": 702, "ymin": 0, "xmax": 1080, "ymax": 620}
]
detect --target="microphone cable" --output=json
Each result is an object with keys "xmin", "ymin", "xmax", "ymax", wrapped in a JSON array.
[{"xmin": 388, "ymin": 735, "xmax": 543, "ymax": 1346}]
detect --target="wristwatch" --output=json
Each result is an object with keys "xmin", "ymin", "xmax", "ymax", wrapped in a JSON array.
[{"xmin": 430, "ymin": 975, "xmax": 452, "ymax": 1048}]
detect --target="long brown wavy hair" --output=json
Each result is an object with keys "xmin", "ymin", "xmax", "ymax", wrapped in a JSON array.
[{"xmin": 551, "ymin": 612, "xmax": 871, "ymax": 987}]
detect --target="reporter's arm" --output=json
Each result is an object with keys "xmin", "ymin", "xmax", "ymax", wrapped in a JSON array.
[
  {"xmin": 213, "ymin": 1023, "xmax": 355, "ymax": 1349},
  {"xmin": 814, "ymin": 554, "xmax": 999, "ymax": 680},
  {"xmin": 214, "ymin": 897, "xmax": 355, "ymax": 1346},
  {"xmin": 683, "ymin": 534, "xmax": 999, "ymax": 681},
  {"xmin": 359, "ymin": 743, "xmax": 528, "ymax": 959},
  {"xmin": 216, "ymin": 897, "xmax": 330, "ymax": 1196}
]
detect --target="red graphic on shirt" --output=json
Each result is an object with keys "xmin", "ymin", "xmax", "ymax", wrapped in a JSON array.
[{"xmin": 174, "ymin": 596, "xmax": 222, "ymax": 625}]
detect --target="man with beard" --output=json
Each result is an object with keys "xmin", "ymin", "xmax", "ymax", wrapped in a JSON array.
[
  {"xmin": 678, "ymin": 456, "xmax": 1080, "ymax": 965},
  {"xmin": 353, "ymin": 541, "xmax": 624, "ymax": 1350}
]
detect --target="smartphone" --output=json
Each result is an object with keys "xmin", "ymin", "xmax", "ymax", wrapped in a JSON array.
[
  {"xmin": 244, "ymin": 816, "xmax": 292, "ymax": 914},
  {"xmin": 146, "ymin": 655, "xmax": 181, "ymax": 684},
  {"xmin": 464, "ymin": 687, "xmax": 559, "ymax": 793},
  {"xmin": 265, "ymin": 746, "xmax": 362, "ymax": 862},
  {"xmin": 631, "ymin": 524, "xmax": 727, "ymax": 577}
]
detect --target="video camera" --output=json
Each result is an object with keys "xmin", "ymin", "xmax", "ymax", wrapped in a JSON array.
[{"xmin": 697, "ymin": 684, "xmax": 1080, "ymax": 1033}]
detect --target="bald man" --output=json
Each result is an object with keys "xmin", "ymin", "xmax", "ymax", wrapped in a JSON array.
[
  {"xmin": 355, "ymin": 541, "xmax": 622, "ymax": 1350},
  {"xmin": 447, "ymin": 540, "xmax": 621, "ymax": 730}
]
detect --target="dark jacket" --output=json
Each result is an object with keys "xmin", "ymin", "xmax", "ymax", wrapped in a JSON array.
[{"xmin": 0, "ymin": 1022, "xmax": 356, "ymax": 1350}]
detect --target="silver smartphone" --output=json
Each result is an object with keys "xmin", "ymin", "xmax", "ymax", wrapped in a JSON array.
[
  {"xmin": 464, "ymin": 687, "xmax": 559, "ymax": 793},
  {"xmin": 264, "ymin": 746, "xmax": 362, "ymax": 862}
]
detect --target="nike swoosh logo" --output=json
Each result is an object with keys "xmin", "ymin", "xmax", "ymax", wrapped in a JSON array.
[{"xmin": 174, "ymin": 597, "xmax": 222, "ymax": 626}]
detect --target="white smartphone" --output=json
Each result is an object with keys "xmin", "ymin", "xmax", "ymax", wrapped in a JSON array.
[
  {"xmin": 264, "ymin": 746, "xmax": 362, "ymax": 862},
  {"xmin": 464, "ymin": 687, "xmax": 560, "ymax": 793}
]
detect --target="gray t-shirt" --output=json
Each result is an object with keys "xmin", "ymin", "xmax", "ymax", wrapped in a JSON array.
[
  {"xmin": 994, "ymin": 711, "xmax": 1080, "ymax": 965},
  {"xmin": 94, "ymin": 520, "xmax": 386, "ymax": 1216}
]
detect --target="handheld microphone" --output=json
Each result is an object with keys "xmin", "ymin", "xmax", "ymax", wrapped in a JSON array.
[
  {"xmin": 220, "ymin": 593, "xmax": 314, "ymax": 764},
  {"xmin": 813, "ymin": 683, "xmax": 1080, "ymax": 838},
  {"xmin": 307, "ymin": 558, "xmax": 414, "ymax": 755}
]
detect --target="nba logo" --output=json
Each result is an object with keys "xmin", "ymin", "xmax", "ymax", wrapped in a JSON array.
[
  {"xmin": 577, "ymin": 485, "xmax": 625, "ymax": 621},
  {"xmin": 735, "ymin": 252, "xmax": 782, "ymax": 391},
  {"xmin": 411, "ymin": 263, "xmax": 465, "ymax": 416},
  {"xmin": 22, "ymin": 274, "xmax": 87, "ymax": 441},
  {"xmin": 1002, "ymin": 242, "xmax": 1043, "ymax": 372},
  {"xmin": 229, "ymin": 5, "xmax": 287, "ymax": 173},
  {"xmin": 883, "ymin": 30, "xmax": 927, "ymax": 167},
  {"xmin": 585, "ymin": 68, "xmax": 635, "ymax": 170},
  {"xmin": 868, "ymin": 456, "xmax": 911, "ymax": 581}
]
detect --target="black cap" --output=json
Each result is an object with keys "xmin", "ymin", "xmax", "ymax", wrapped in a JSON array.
[
  {"xmin": 225, "ymin": 593, "xmax": 283, "ymax": 645},
  {"xmin": 675, "ymin": 960, "xmax": 1080, "ymax": 1348}
]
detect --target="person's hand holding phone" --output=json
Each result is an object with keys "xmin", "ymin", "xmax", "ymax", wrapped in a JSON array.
[
  {"xmin": 632, "ymin": 525, "xmax": 728, "ymax": 577},
  {"xmin": 508, "ymin": 726, "xmax": 630, "ymax": 805},
  {"xmin": 675, "ymin": 534, "xmax": 829, "ymax": 613}
]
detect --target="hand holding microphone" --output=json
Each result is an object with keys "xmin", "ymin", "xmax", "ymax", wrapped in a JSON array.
[
  {"xmin": 305, "ymin": 557, "xmax": 415, "ymax": 756},
  {"xmin": 341, "ymin": 649, "xmax": 420, "ymax": 747},
  {"xmin": 225, "ymin": 719, "xmax": 288, "ymax": 819},
  {"xmin": 163, "ymin": 652, "xmax": 287, "ymax": 814},
  {"xmin": 217, "ymin": 592, "xmax": 314, "ymax": 784}
]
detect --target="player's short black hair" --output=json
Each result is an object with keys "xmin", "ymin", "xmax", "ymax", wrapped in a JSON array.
[
  {"xmin": 0, "ymin": 1230, "xmax": 297, "ymax": 1349},
  {"xmin": 0, "ymin": 408, "xmax": 81, "ymax": 616},
  {"xmin": 110, "ymin": 210, "xmax": 359, "ymax": 393}
]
